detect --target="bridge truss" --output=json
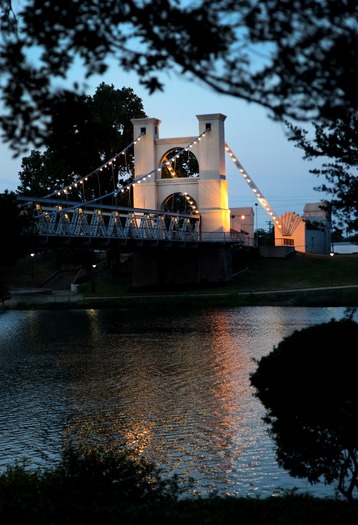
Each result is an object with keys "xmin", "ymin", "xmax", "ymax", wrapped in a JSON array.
[{"xmin": 19, "ymin": 197, "xmax": 248, "ymax": 249}]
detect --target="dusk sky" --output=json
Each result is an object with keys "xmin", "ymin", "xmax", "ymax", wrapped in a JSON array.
[{"xmin": 0, "ymin": 65, "xmax": 328, "ymax": 230}]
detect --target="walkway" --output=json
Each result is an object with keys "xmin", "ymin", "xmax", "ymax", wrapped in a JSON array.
[{"xmin": 4, "ymin": 284, "xmax": 358, "ymax": 309}]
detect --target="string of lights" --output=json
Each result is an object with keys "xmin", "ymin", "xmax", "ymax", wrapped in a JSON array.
[
  {"xmin": 43, "ymin": 132, "xmax": 146, "ymax": 199},
  {"xmin": 225, "ymin": 143, "xmax": 282, "ymax": 231},
  {"xmin": 35, "ymin": 128, "xmax": 211, "ymax": 218}
]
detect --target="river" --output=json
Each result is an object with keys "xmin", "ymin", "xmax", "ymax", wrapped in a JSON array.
[{"xmin": 0, "ymin": 306, "xmax": 352, "ymax": 498}]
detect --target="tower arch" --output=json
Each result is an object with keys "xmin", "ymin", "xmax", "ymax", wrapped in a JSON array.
[
  {"xmin": 161, "ymin": 192, "xmax": 198, "ymax": 215},
  {"xmin": 160, "ymin": 148, "xmax": 199, "ymax": 179}
]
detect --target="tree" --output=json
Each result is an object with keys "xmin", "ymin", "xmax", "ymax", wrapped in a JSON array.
[
  {"xmin": 17, "ymin": 83, "xmax": 146, "ymax": 203},
  {"xmin": 0, "ymin": 0, "xmax": 357, "ymax": 156},
  {"xmin": 0, "ymin": 190, "xmax": 35, "ymax": 265},
  {"xmin": 255, "ymin": 226, "xmax": 274, "ymax": 246},
  {"xmin": 0, "ymin": 280, "xmax": 10, "ymax": 309},
  {"xmin": 287, "ymin": 115, "xmax": 358, "ymax": 234},
  {"xmin": 250, "ymin": 310, "xmax": 358, "ymax": 501},
  {"xmin": 17, "ymin": 149, "xmax": 59, "ymax": 197}
]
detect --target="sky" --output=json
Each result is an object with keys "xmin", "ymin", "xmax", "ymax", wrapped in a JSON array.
[{"xmin": 0, "ymin": 66, "xmax": 327, "ymax": 230}]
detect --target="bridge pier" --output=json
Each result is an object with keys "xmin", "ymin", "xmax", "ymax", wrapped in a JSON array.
[{"xmin": 132, "ymin": 247, "xmax": 233, "ymax": 288}]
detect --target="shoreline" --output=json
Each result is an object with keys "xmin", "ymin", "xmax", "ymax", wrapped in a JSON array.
[{"xmin": 3, "ymin": 284, "xmax": 358, "ymax": 310}]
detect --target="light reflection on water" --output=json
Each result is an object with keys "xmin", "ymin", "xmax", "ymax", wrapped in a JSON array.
[{"xmin": 0, "ymin": 306, "xmax": 351, "ymax": 498}]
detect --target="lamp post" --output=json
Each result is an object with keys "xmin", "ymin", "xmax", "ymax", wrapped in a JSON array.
[
  {"xmin": 330, "ymin": 251, "xmax": 334, "ymax": 285},
  {"xmin": 241, "ymin": 214, "xmax": 246, "ymax": 244},
  {"xmin": 255, "ymin": 203, "xmax": 258, "ymax": 247},
  {"xmin": 91, "ymin": 264, "xmax": 97, "ymax": 294},
  {"xmin": 30, "ymin": 253, "xmax": 35, "ymax": 281}
]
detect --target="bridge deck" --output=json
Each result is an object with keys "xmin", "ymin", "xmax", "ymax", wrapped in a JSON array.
[{"xmin": 18, "ymin": 196, "xmax": 252, "ymax": 249}]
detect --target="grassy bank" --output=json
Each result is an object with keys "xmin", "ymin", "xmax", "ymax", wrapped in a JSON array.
[{"xmin": 1, "ymin": 251, "xmax": 358, "ymax": 307}]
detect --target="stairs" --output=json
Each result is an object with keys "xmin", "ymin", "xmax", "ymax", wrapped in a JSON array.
[{"xmin": 41, "ymin": 268, "xmax": 86, "ymax": 291}]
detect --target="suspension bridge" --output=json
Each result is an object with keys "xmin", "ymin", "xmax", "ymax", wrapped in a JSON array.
[
  {"xmin": 18, "ymin": 115, "xmax": 280, "ymax": 244},
  {"xmin": 16, "ymin": 113, "xmax": 307, "ymax": 286}
]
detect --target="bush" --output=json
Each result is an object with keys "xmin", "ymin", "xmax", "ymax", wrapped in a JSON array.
[{"xmin": 0, "ymin": 443, "xmax": 181, "ymax": 524}]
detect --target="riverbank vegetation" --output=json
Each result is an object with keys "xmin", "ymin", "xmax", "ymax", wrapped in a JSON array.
[{"xmin": 1, "ymin": 444, "xmax": 358, "ymax": 525}]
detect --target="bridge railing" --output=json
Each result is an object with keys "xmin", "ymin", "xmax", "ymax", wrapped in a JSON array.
[
  {"xmin": 32, "ymin": 202, "xmax": 201, "ymax": 244},
  {"xmin": 200, "ymin": 231, "xmax": 254, "ymax": 246}
]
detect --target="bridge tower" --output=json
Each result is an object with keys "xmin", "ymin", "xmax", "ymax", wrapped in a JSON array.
[
  {"xmin": 131, "ymin": 113, "xmax": 230, "ymax": 234},
  {"xmin": 130, "ymin": 114, "xmax": 233, "ymax": 288}
]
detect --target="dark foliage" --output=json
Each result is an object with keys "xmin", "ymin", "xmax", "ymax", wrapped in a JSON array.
[
  {"xmin": 0, "ymin": 443, "xmax": 181, "ymax": 524},
  {"xmin": 0, "ymin": 190, "xmax": 35, "ymax": 266},
  {"xmin": 17, "ymin": 83, "xmax": 146, "ymax": 203},
  {"xmin": 250, "ymin": 313, "xmax": 358, "ymax": 500},
  {"xmin": 1, "ymin": 444, "xmax": 358, "ymax": 524},
  {"xmin": 288, "ymin": 115, "xmax": 358, "ymax": 233},
  {"xmin": 0, "ymin": 0, "xmax": 357, "ymax": 155},
  {"xmin": 0, "ymin": 280, "xmax": 10, "ymax": 308}
]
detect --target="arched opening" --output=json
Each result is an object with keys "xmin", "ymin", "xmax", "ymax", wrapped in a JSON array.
[
  {"xmin": 160, "ymin": 148, "xmax": 199, "ymax": 179},
  {"xmin": 162, "ymin": 192, "xmax": 198, "ymax": 215}
]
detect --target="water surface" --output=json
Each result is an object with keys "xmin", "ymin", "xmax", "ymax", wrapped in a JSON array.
[{"xmin": 0, "ymin": 306, "xmax": 349, "ymax": 497}]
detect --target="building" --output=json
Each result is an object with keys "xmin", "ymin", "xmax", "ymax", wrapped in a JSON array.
[
  {"xmin": 230, "ymin": 207, "xmax": 255, "ymax": 246},
  {"xmin": 274, "ymin": 203, "xmax": 331, "ymax": 254}
]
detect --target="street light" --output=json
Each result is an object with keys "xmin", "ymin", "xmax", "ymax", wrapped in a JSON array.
[
  {"xmin": 91, "ymin": 264, "xmax": 97, "ymax": 294},
  {"xmin": 255, "ymin": 203, "xmax": 258, "ymax": 247},
  {"xmin": 30, "ymin": 253, "xmax": 35, "ymax": 281},
  {"xmin": 241, "ymin": 215, "xmax": 246, "ymax": 244},
  {"xmin": 330, "ymin": 251, "xmax": 334, "ymax": 285}
]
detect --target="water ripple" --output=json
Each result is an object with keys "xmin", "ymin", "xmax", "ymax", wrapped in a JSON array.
[{"xmin": 0, "ymin": 306, "xmax": 349, "ymax": 497}]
